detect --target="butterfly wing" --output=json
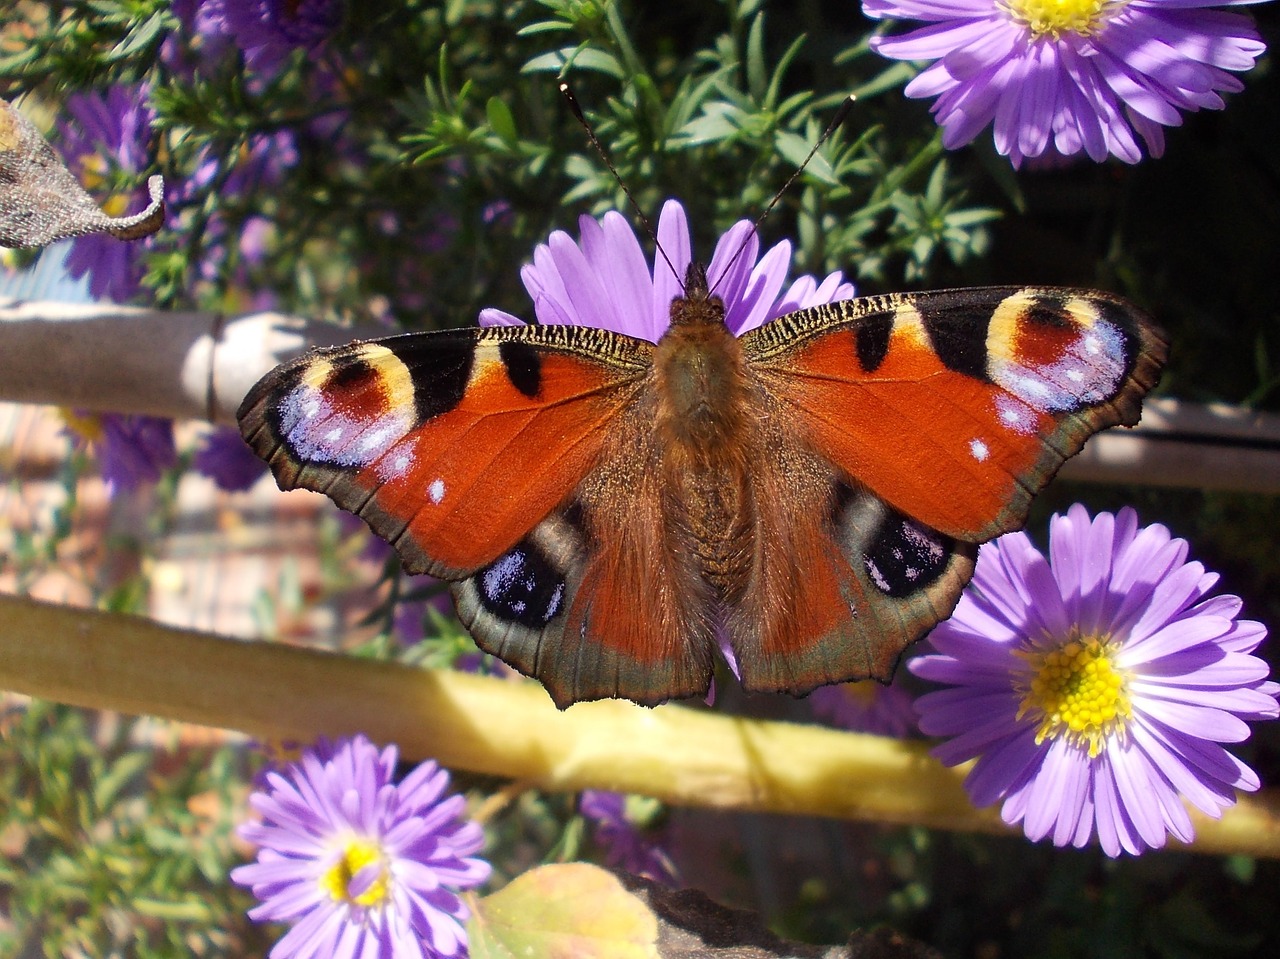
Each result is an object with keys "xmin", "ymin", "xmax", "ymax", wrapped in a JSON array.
[
  {"xmin": 450, "ymin": 399, "xmax": 718, "ymax": 708},
  {"xmin": 743, "ymin": 287, "xmax": 1167, "ymax": 542},
  {"xmin": 241, "ymin": 324, "xmax": 716, "ymax": 707},
  {"xmin": 238, "ymin": 324, "xmax": 651, "ymax": 579},
  {"xmin": 729, "ymin": 286, "xmax": 1167, "ymax": 692},
  {"xmin": 723, "ymin": 417, "xmax": 978, "ymax": 693}
]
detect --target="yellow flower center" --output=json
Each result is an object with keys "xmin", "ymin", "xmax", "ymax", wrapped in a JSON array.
[
  {"xmin": 78, "ymin": 154, "xmax": 110, "ymax": 192},
  {"xmin": 60, "ymin": 408, "xmax": 104, "ymax": 443},
  {"xmin": 319, "ymin": 839, "xmax": 390, "ymax": 907},
  {"xmin": 100, "ymin": 194, "xmax": 131, "ymax": 218},
  {"xmin": 1016, "ymin": 633, "xmax": 1131, "ymax": 758},
  {"xmin": 841, "ymin": 680, "xmax": 880, "ymax": 706},
  {"xmin": 77, "ymin": 154, "xmax": 130, "ymax": 217},
  {"xmin": 1002, "ymin": 0, "xmax": 1116, "ymax": 38}
]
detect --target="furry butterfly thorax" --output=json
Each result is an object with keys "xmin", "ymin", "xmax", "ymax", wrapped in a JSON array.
[{"xmin": 239, "ymin": 213, "xmax": 1167, "ymax": 709}]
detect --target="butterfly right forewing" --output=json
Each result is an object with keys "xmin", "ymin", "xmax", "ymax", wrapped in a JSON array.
[{"xmin": 742, "ymin": 286, "xmax": 1168, "ymax": 542}]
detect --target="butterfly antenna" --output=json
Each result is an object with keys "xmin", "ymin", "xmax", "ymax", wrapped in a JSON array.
[
  {"xmin": 560, "ymin": 82, "xmax": 684, "ymax": 292},
  {"xmin": 707, "ymin": 93, "xmax": 857, "ymax": 293}
]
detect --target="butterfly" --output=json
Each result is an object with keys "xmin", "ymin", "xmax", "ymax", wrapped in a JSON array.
[{"xmin": 238, "ymin": 210, "xmax": 1167, "ymax": 710}]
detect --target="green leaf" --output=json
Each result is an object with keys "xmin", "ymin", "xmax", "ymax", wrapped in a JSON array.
[
  {"xmin": 486, "ymin": 97, "xmax": 518, "ymax": 146},
  {"xmin": 775, "ymin": 131, "xmax": 838, "ymax": 186},
  {"xmin": 469, "ymin": 863, "xmax": 659, "ymax": 959},
  {"xmin": 852, "ymin": 61, "xmax": 919, "ymax": 100},
  {"xmin": 92, "ymin": 751, "xmax": 150, "ymax": 813},
  {"xmin": 107, "ymin": 11, "xmax": 165, "ymax": 61},
  {"xmin": 745, "ymin": 13, "xmax": 767, "ymax": 102},
  {"xmin": 522, "ymin": 47, "xmax": 625, "ymax": 80}
]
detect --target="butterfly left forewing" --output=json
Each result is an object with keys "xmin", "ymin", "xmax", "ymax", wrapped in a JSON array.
[{"xmin": 238, "ymin": 324, "xmax": 651, "ymax": 579}]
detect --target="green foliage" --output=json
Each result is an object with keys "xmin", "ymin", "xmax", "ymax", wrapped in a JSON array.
[
  {"xmin": 3, "ymin": 0, "xmax": 999, "ymax": 325},
  {"xmin": 0, "ymin": 700, "xmax": 265, "ymax": 958}
]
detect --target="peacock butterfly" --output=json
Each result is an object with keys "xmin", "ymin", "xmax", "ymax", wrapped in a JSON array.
[{"xmin": 237, "ymin": 201, "xmax": 1167, "ymax": 709}]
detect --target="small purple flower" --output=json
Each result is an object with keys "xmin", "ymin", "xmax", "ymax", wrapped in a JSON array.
[
  {"xmin": 863, "ymin": 0, "xmax": 1269, "ymax": 167},
  {"xmin": 193, "ymin": 425, "xmax": 269, "ymax": 492},
  {"xmin": 232, "ymin": 735, "xmax": 490, "ymax": 959},
  {"xmin": 580, "ymin": 791, "xmax": 679, "ymax": 885},
  {"xmin": 57, "ymin": 86, "xmax": 157, "ymax": 301},
  {"xmin": 63, "ymin": 411, "xmax": 177, "ymax": 493},
  {"xmin": 192, "ymin": 130, "xmax": 299, "ymax": 197},
  {"xmin": 220, "ymin": 0, "xmax": 344, "ymax": 76},
  {"xmin": 168, "ymin": 0, "xmax": 237, "ymax": 69},
  {"xmin": 809, "ymin": 680, "xmax": 918, "ymax": 738},
  {"xmin": 911, "ymin": 505, "xmax": 1278, "ymax": 856},
  {"xmin": 478, "ymin": 199, "xmax": 856, "ymax": 343}
]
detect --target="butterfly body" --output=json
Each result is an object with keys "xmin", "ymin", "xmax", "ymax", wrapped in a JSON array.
[
  {"xmin": 651, "ymin": 267, "xmax": 758, "ymax": 598},
  {"xmin": 240, "ymin": 276, "xmax": 1166, "ymax": 709}
]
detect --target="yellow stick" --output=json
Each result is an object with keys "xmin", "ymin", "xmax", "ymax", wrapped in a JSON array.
[{"xmin": 2, "ymin": 594, "xmax": 1276, "ymax": 856}]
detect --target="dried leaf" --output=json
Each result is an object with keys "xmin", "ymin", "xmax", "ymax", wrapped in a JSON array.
[{"xmin": 0, "ymin": 99, "xmax": 164, "ymax": 249}]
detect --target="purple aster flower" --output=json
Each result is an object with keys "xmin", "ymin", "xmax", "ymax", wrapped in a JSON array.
[
  {"xmin": 220, "ymin": 0, "xmax": 345, "ymax": 77},
  {"xmin": 232, "ymin": 735, "xmax": 490, "ymax": 959},
  {"xmin": 193, "ymin": 425, "xmax": 269, "ymax": 492},
  {"xmin": 863, "ymin": 0, "xmax": 1269, "ymax": 166},
  {"xmin": 63, "ymin": 411, "xmax": 177, "ymax": 493},
  {"xmin": 809, "ymin": 680, "xmax": 918, "ymax": 738},
  {"xmin": 478, "ymin": 199, "xmax": 856, "ymax": 343},
  {"xmin": 191, "ymin": 130, "xmax": 299, "ymax": 197},
  {"xmin": 911, "ymin": 505, "xmax": 1278, "ymax": 856},
  {"xmin": 57, "ymin": 86, "xmax": 157, "ymax": 301},
  {"xmin": 168, "ymin": 0, "xmax": 237, "ymax": 69},
  {"xmin": 580, "ymin": 790, "xmax": 679, "ymax": 885}
]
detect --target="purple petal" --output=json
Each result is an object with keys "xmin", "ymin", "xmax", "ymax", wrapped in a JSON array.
[
  {"xmin": 477, "ymin": 308, "xmax": 527, "ymax": 327},
  {"xmin": 652, "ymin": 200, "xmax": 691, "ymax": 332},
  {"xmin": 1137, "ymin": 698, "xmax": 1251, "ymax": 742}
]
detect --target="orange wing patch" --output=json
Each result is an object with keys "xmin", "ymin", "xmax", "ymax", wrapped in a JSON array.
[
  {"xmin": 362, "ymin": 349, "xmax": 635, "ymax": 572},
  {"xmin": 745, "ymin": 288, "xmax": 1166, "ymax": 542},
  {"xmin": 239, "ymin": 326, "xmax": 651, "ymax": 579}
]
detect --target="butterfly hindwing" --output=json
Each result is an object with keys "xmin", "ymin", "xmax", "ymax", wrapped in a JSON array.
[
  {"xmin": 743, "ymin": 287, "xmax": 1168, "ymax": 543},
  {"xmin": 237, "ymin": 324, "xmax": 651, "ymax": 579},
  {"xmin": 724, "ymin": 395, "xmax": 978, "ymax": 695},
  {"xmin": 452, "ymin": 401, "xmax": 717, "ymax": 708}
]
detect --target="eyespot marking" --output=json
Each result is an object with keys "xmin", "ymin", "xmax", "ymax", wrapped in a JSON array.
[
  {"xmin": 865, "ymin": 514, "xmax": 952, "ymax": 598},
  {"xmin": 478, "ymin": 543, "xmax": 565, "ymax": 628}
]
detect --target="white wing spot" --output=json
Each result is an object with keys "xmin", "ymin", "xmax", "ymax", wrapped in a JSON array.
[
  {"xmin": 428, "ymin": 478, "xmax": 446, "ymax": 505},
  {"xmin": 970, "ymin": 438, "xmax": 990, "ymax": 462}
]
